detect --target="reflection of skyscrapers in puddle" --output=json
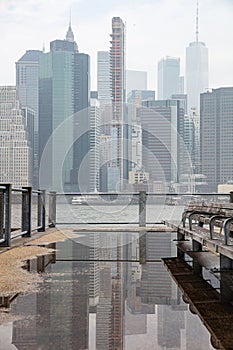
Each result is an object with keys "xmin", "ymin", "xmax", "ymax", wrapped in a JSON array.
[
  {"xmin": 140, "ymin": 232, "xmax": 188, "ymax": 350},
  {"xmin": 125, "ymin": 233, "xmax": 154, "ymax": 341},
  {"xmin": 157, "ymin": 305, "xmax": 185, "ymax": 349},
  {"xmin": 12, "ymin": 239, "xmax": 90, "ymax": 350},
  {"xmin": 96, "ymin": 234, "xmax": 125, "ymax": 350},
  {"xmin": 141, "ymin": 232, "xmax": 178, "ymax": 305},
  {"xmin": 96, "ymin": 265, "xmax": 112, "ymax": 350},
  {"xmin": 89, "ymin": 233, "xmax": 100, "ymax": 307}
]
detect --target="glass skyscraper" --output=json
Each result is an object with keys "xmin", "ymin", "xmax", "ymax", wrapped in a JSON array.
[
  {"xmin": 39, "ymin": 25, "xmax": 90, "ymax": 191},
  {"xmin": 157, "ymin": 57, "xmax": 181, "ymax": 100},
  {"xmin": 16, "ymin": 50, "xmax": 42, "ymax": 187}
]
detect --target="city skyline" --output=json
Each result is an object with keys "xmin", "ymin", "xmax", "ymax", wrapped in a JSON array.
[{"xmin": 0, "ymin": 0, "xmax": 233, "ymax": 91}]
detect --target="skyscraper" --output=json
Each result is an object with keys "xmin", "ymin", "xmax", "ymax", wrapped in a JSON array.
[
  {"xmin": 39, "ymin": 38, "xmax": 74, "ymax": 191},
  {"xmin": 127, "ymin": 90, "xmax": 155, "ymax": 175},
  {"xmin": 200, "ymin": 87, "xmax": 233, "ymax": 191},
  {"xmin": 97, "ymin": 51, "xmax": 111, "ymax": 107},
  {"xmin": 110, "ymin": 17, "xmax": 126, "ymax": 189},
  {"xmin": 39, "ymin": 24, "xmax": 90, "ymax": 191},
  {"xmin": 157, "ymin": 57, "xmax": 181, "ymax": 100},
  {"xmin": 0, "ymin": 86, "xmax": 33, "ymax": 187},
  {"xmin": 16, "ymin": 50, "xmax": 42, "ymax": 187},
  {"xmin": 89, "ymin": 98, "xmax": 101, "ymax": 192},
  {"xmin": 185, "ymin": 2, "xmax": 209, "ymax": 112},
  {"xmin": 140, "ymin": 100, "xmax": 185, "ymax": 188}
]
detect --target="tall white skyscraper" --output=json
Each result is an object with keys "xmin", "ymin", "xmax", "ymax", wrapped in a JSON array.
[
  {"xmin": 0, "ymin": 86, "xmax": 33, "ymax": 187},
  {"xmin": 110, "ymin": 17, "xmax": 125, "ymax": 189},
  {"xmin": 185, "ymin": 1, "xmax": 209, "ymax": 112},
  {"xmin": 97, "ymin": 51, "xmax": 111, "ymax": 106},
  {"xmin": 157, "ymin": 57, "xmax": 181, "ymax": 100}
]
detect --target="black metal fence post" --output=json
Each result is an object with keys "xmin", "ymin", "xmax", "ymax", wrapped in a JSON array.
[
  {"xmin": 38, "ymin": 190, "xmax": 46, "ymax": 232},
  {"xmin": 49, "ymin": 191, "xmax": 56, "ymax": 227},
  {"xmin": 22, "ymin": 187, "xmax": 32, "ymax": 237},
  {"xmin": 4, "ymin": 184, "xmax": 12, "ymax": 246},
  {"xmin": 37, "ymin": 190, "xmax": 42, "ymax": 231},
  {"xmin": 139, "ymin": 191, "xmax": 147, "ymax": 227},
  {"xmin": 0, "ymin": 188, "xmax": 4, "ymax": 240},
  {"xmin": 230, "ymin": 191, "xmax": 233, "ymax": 203}
]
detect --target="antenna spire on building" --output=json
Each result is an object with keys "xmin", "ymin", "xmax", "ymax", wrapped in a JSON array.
[
  {"xmin": 66, "ymin": 8, "xmax": 74, "ymax": 42},
  {"xmin": 196, "ymin": 0, "xmax": 199, "ymax": 42},
  {"xmin": 69, "ymin": 7, "xmax": 71, "ymax": 27}
]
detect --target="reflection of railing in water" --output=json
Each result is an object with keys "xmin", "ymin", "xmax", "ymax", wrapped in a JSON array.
[
  {"xmin": 0, "ymin": 294, "xmax": 19, "ymax": 308},
  {"xmin": 26, "ymin": 243, "xmax": 57, "ymax": 273}
]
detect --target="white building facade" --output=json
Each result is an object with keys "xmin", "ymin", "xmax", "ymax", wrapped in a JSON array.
[
  {"xmin": 0, "ymin": 86, "xmax": 33, "ymax": 187},
  {"xmin": 185, "ymin": 41, "xmax": 209, "ymax": 112}
]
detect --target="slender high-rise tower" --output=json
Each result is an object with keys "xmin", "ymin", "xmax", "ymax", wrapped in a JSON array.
[
  {"xmin": 97, "ymin": 51, "xmax": 111, "ymax": 106},
  {"xmin": 110, "ymin": 17, "xmax": 125, "ymax": 190},
  {"xmin": 185, "ymin": 1, "xmax": 209, "ymax": 112}
]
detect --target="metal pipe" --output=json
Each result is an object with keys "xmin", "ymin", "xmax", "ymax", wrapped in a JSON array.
[
  {"xmin": 139, "ymin": 191, "xmax": 147, "ymax": 227},
  {"xmin": 38, "ymin": 190, "xmax": 46, "ymax": 232},
  {"xmin": 209, "ymin": 215, "xmax": 226, "ymax": 239},
  {"xmin": 230, "ymin": 191, "xmax": 233, "ymax": 203},
  {"xmin": 12, "ymin": 187, "xmax": 28, "ymax": 193},
  {"xmin": 22, "ymin": 187, "xmax": 32, "ymax": 237},
  {"xmin": 223, "ymin": 217, "xmax": 233, "ymax": 245},
  {"xmin": 0, "ymin": 190, "xmax": 4, "ymax": 239},
  {"xmin": 4, "ymin": 184, "xmax": 12, "ymax": 247},
  {"xmin": 55, "ymin": 192, "xmax": 230, "ymax": 197},
  {"xmin": 32, "ymin": 190, "xmax": 42, "ymax": 194},
  {"xmin": 48, "ymin": 191, "xmax": 56, "ymax": 227}
]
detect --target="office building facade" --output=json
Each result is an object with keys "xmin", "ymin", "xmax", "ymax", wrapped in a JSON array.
[
  {"xmin": 200, "ymin": 87, "xmax": 233, "ymax": 191},
  {"xmin": 139, "ymin": 100, "xmax": 185, "ymax": 188},
  {"xmin": 185, "ymin": 3, "xmax": 209, "ymax": 112},
  {"xmin": 0, "ymin": 86, "xmax": 33, "ymax": 187},
  {"xmin": 16, "ymin": 50, "xmax": 42, "ymax": 187},
  {"xmin": 39, "ymin": 25, "xmax": 90, "ymax": 191},
  {"xmin": 157, "ymin": 57, "xmax": 181, "ymax": 100},
  {"xmin": 97, "ymin": 51, "xmax": 111, "ymax": 107},
  {"xmin": 186, "ymin": 41, "xmax": 209, "ymax": 112}
]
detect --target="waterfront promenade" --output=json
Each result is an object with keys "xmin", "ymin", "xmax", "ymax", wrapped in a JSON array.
[{"xmin": 1, "ymin": 186, "xmax": 233, "ymax": 348}]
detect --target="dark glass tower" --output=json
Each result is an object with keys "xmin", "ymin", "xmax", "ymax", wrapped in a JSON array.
[
  {"xmin": 39, "ymin": 24, "xmax": 90, "ymax": 191},
  {"xmin": 16, "ymin": 50, "xmax": 42, "ymax": 188}
]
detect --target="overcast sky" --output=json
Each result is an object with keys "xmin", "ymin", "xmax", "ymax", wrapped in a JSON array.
[{"xmin": 0, "ymin": 0, "xmax": 233, "ymax": 91}]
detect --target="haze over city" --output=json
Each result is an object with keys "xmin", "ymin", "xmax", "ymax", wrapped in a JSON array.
[{"xmin": 1, "ymin": 0, "xmax": 233, "ymax": 89}]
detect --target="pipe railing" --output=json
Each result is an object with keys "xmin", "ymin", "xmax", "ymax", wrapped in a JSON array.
[
  {"xmin": 1, "ymin": 185, "xmax": 233, "ymax": 247},
  {"xmin": 0, "ymin": 184, "xmax": 55, "ymax": 247},
  {"xmin": 55, "ymin": 191, "xmax": 232, "ymax": 226}
]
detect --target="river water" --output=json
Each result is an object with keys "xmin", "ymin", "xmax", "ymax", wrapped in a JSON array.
[{"xmin": 0, "ymin": 202, "xmax": 219, "ymax": 349}]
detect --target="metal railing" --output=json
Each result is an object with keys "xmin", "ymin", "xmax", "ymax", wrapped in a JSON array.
[
  {"xmin": 0, "ymin": 184, "xmax": 55, "ymax": 247},
  {"xmin": 1, "ymin": 184, "xmax": 233, "ymax": 247},
  {"xmin": 55, "ymin": 191, "xmax": 233, "ymax": 226}
]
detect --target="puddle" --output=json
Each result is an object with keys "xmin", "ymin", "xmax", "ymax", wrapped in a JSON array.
[{"xmin": 0, "ymin": 231, "xmax": 221, "ymax": 349}]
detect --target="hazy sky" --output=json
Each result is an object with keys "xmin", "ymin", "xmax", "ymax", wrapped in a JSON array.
[{"xmin": 0, "ymin": 0, "xmax": 233, "ymax": 91}]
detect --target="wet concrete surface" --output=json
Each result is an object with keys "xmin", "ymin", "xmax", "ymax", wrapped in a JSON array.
[{"xmin": 163, "ymin": 257, "xmax": 233, "ymax": 350}]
